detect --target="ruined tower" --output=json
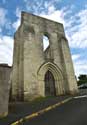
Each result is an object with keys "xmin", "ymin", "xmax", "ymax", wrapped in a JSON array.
[{"xmin": 12, "ymin": 12, "xmax": 78, "ymax": 101}]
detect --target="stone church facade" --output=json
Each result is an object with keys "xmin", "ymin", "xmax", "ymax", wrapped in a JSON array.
[{"xmin": 12, "ymin": 12, "xmax": 78, "ymax": 101}]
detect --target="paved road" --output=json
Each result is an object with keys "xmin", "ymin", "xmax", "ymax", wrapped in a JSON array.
[
  {"xmin": 0, "ymin": 96, "xmax": 70, "ymax": 125},
  {"xmin": 24, "ymin": 97, "xmax": 87, "ymax": 125}
]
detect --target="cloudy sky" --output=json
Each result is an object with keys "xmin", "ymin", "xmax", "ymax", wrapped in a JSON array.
[{"xmin": 0, "ymin": 0, "xmax": 87, "ymax": 77}]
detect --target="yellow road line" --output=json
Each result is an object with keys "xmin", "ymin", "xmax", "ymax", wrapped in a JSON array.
[{"xmin": 11, "ymin": 97, "xmax": 72, "ymax": 125}]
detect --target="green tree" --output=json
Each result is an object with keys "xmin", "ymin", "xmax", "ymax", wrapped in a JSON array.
[{"xmin": 78, "ymin": 75, "xmax": 87, "ymax": 85}]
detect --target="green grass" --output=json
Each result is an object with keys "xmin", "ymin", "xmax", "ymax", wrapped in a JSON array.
[{"xmin": 30, "ymin": 96, "xmax": 55, "ymax": 104}]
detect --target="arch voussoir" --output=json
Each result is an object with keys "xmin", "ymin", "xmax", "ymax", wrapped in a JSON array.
[{"xmin": 37, "ymin": 62, "xmax": 65, "ymax": 96}]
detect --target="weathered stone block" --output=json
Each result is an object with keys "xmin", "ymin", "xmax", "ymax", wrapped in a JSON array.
[{"xmin": 0, "ymin": 64, "xmax": 11, "ymax": 117}]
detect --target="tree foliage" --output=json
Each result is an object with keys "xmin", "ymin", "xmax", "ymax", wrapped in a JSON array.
[{"xmin": 78, "ymin": 75, "xmax": 87, "ymax": 85}]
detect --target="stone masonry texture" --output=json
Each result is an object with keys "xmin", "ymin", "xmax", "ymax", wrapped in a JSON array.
[
  {"xmin": 0, "ymin": 64, "xmax": 11, "ymax": 117},
  {"xmin": 11, "ymin": 12, "xmax": 78, "ymax": 101}
]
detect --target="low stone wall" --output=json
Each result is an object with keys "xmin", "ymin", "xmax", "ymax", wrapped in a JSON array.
[{"xmin": 0, "ymin": 64, "xmax": 11, "ymax": 117}]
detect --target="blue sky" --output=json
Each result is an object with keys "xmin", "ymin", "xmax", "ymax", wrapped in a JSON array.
[{"xmin": 0, "ymin": 0, "xmax": 87, "ymax": 76}]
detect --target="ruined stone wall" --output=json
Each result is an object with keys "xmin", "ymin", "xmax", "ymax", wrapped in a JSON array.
[
  {"xmin": 12, "ymin": 12, "xmax": 78, "ymax": 101},
  {"xmin": 0, "ymin": 64, "xmax": 11, "ymax": 117}
]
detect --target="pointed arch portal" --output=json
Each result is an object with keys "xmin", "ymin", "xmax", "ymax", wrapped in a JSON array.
[{"xmin": 37, "ymin": 62, "xmax": 64, "ymax": 97}]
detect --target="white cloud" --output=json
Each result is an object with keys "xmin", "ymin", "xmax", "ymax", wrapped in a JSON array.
[
  {"xmin": 0, "ymin": 7, "xmax": 12, "ymax": 32},
  {"xmin": 71, "ymin": 53, "xmax": 87, "ymax": 76},
  {"xmin": 72, "ymin": 54, "xmax": 80, "ymax": 61},
  {"xmin": 0, "ymin": 8, "xmax": 14, "ymax": 66},
  {"xmin": 65, "ymin": 7, "xmax": 87, "ymax": 49},
  {"xmin": 15, "ymin": 7, "xmax": 21, "ymax": 18},
  {"xmin": 40, "ymin": 9, "xmax": 64, "ymax": 24},
  {"xmin": 73, "ymin": 60, "xmax": 87, "ymax": 77},
  {"xmin": 43, "ymin": 36, "xmax": 49, "ymax": 50},
  {"xmin": 44, "ymin": 0, "xmax": 61, "ymax": 9},
  {"xmin": 0, "ymin": 36, "xmax": 14, "ymax": 66},
  {"xmin": 12, "ymin": 19, "xmax": 20, "ymax": 30},
  {"xmin": 12, "ymin": 7, "xmax": 21, "ymax": 30},
  {"xmin": 24, "ymin": 0, "xmax": 61, "ymax": 15},
  {"xmin": 0, "ymin": 7, "xmax": 21, "ymax": 67},
  {"xmin": 0, "ymin": 8, "xmax": 7, "ymax": 27},
  {"xmin": 48, "ymin": 5, "xmax": 55, "ymax": 14}
]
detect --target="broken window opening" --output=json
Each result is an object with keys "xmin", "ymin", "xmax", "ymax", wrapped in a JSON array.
[{"xmin": 43, "ymin": 35, "xmax": 50, "ymax": 51}]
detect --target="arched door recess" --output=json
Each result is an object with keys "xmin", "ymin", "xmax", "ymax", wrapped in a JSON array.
[
  {"xmin": 37, "ymin": 62, "xmax": 64, "ymax": 97},
  {"xmin": 45, "ymin": 70, "xmax": 56, "ymax": 96}
]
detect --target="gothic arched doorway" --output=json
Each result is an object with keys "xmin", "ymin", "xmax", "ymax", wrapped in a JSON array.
[{"xmin": 44, "ymin": 70, "xmax": 56, "ymax": 96}]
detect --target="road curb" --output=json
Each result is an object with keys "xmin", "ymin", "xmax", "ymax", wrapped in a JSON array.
[{"xmin": 11, "ymin": 97, "xmax": 72, "ymax": 125}]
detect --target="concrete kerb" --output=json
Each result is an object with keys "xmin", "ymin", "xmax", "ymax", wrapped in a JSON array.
[{"xmin": 11, "ymin": 97, "xmax": 72, "ymax": 125}]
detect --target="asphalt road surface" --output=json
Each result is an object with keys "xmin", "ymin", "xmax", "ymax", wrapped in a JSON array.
[{"xmin": 23, "ymin": 96, "xmax": 87, "ymax": 125}]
